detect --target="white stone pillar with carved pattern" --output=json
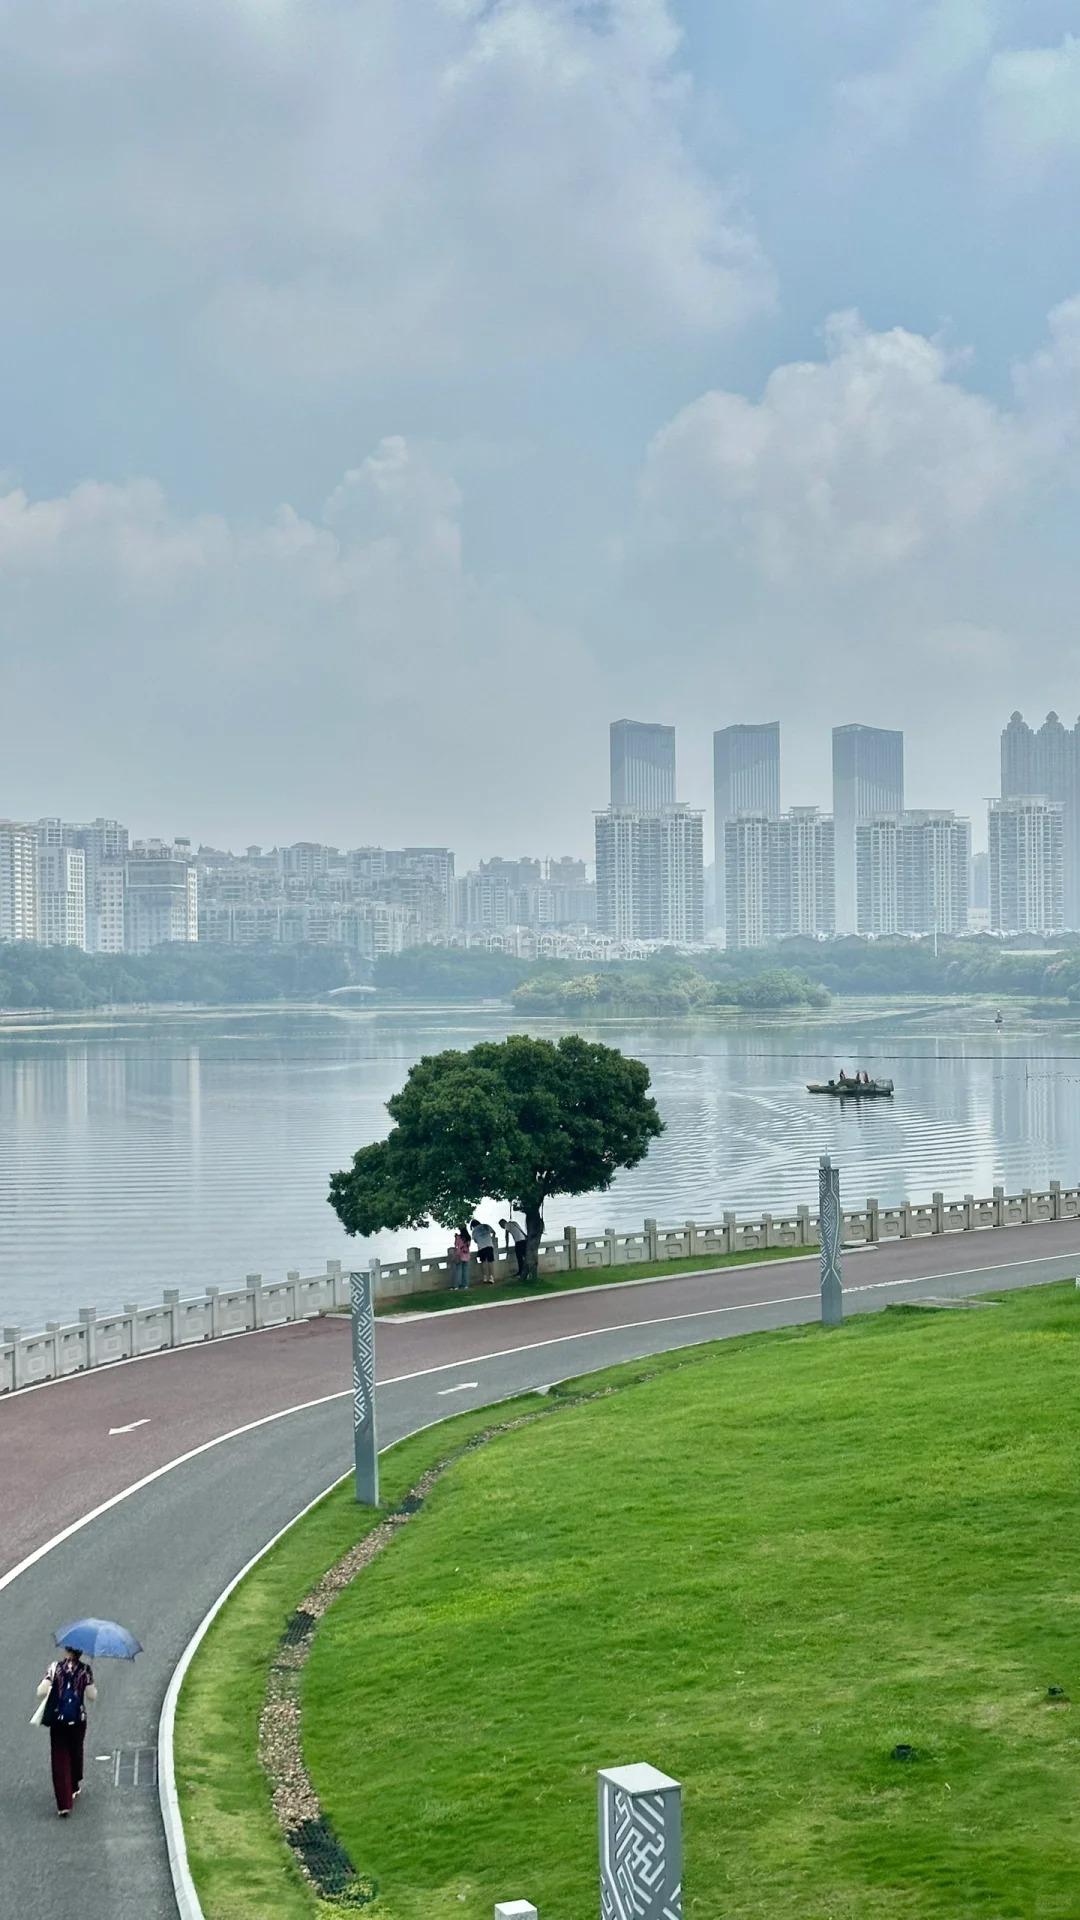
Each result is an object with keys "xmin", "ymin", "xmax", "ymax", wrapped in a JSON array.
[{"xmin": 598, "ymin": 1763, "xmax": 682, "ymax": 1920}]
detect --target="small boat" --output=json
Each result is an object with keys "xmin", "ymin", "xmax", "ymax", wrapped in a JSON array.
[{"xmin": 807, "ymin": 1076, "xmax": 894, "ymax": 1098}]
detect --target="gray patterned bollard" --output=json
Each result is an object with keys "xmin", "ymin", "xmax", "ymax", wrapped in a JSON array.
[
  {"xmin": 599, "ymin": 1763, "xmax": 682, "ymax": 1920},
  {"xmin": 819, "ymin": 1154, "xmax": 843, "ymax": 1327},
  {"xmin": 350, "ymin": 1267, "xmax": 379, "ymax": 1507}
]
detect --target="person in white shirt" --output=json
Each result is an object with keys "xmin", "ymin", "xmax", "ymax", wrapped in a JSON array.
[
  {"xmin": 469, "ymin": 1218, "xmax": 497, "ymax": 1283},
  {"xmin": 499, "ymin": 1216, "xmax": 526, "ymax": 1278}
]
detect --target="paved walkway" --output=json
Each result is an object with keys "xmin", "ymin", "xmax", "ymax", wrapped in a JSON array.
[{"xmin": 2, "ymin": 1217, "xmax": 1079, "ymax": 1916}]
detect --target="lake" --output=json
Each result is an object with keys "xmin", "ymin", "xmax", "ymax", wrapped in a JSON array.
[{"xmin": 3, "ymin": 999, "xmax": 1080, "ymax": 1329}]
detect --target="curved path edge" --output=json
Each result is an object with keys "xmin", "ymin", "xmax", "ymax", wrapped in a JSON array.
[{"xmin": 158, "ymin": 1469, "xmax": 350, "ymax": 1920}]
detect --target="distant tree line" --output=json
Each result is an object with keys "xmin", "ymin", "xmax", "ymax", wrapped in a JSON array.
[
  {"xmin": 0, "ymin": 942, "xmax": 369, "ymax": 1011},
  {"xmin": 375, "ymin": 936, "xmax": 1080, "ymax": 1007}
]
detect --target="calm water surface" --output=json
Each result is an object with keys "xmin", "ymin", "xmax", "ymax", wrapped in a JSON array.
[{"xmin": 4, "ymin": 1000, "xmax": 1080, "ymax": 1327}]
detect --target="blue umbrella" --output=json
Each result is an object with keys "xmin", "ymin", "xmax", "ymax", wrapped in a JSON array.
[{"xmin": 53, "ymin": 1618, "xmax": 142, "ymax": 1660}]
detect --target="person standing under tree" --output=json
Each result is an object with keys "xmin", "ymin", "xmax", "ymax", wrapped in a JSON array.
[
  {"xmin": 450, "ymin": 1224, "xmax": 471, "ymax": 1290},
  {"xmin": 468, "ymin": 1217, "xmax": 497, "ymax": 1283},
  {"xmin": 499, "ymin": 1215, "xmax": 527, "ymax": 1278},
  {"xmin": 37, "ymin": 1648, "xmax": 97, "ymax": 1815}
]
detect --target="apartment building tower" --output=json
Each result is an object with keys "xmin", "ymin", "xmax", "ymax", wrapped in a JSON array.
[
  {"xmin": 595, "ymin": 805, "xmax": 704, "ymax": 944},
  {"xmin": 1001, "ymin": 711, "xmax": 1080, "ymax": 926},
  {"xmin": 124, "ymin": 840, "xmax": 199, "ymax": 952},
  {"xmin": 0, "ymin": 822, "xmax": 39, "ymax": 943},
  {"xmin": 833, "ymin": 724, "xmax": 904, "ymax": 934},
  {"xmin": 855, "ymin": 812, "xmax": 971, "ymax": 937},
  {"xmin": 988, "ymin": 797, "xmax": 1064, "ymax": 934},
  {"xmin": 712, "ymin": 723, "xmax": 780, "ymax": 926},
  {"xmin": 724, "ymin": 808, "xmax": 835, "ymax": 950},
  {"xmin": 37, "ymin": 845, "xmax": 87, "ymax": 948}
]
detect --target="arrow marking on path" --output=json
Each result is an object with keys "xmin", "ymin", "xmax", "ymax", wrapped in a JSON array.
[
  {"xmin": 437, "ymin": 1382, "xmax": 479, "ymax": 1396},
  {"xmin": 108, "ymin": 1419, "xmax": 151, "ymax": 1434}
]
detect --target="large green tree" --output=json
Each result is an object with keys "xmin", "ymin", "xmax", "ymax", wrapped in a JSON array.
[{"xmin": 328, "ymin": 1033, "xmax": 664, "ymax": 1280}]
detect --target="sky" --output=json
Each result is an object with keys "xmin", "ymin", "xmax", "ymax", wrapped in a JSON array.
[{"xmin": 5, "ymin": 0, "xmax": 1080, "ymax": 863}]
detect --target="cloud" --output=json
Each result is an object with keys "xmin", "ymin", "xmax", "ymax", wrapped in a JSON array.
[
  {"xmin": 640, "ymin": 311, "xmax": 1029, "ymax": 581},
  {"xmin": 0, "ymin": 438, "xmax": 603, "ymax": 851},
  {"xmin": 0, "ymin": 0, "xmax": 769, "ymax": 384},
  {"xmin": 835, "ymin": 0, "xmax": 997, "ymax": 142},
  {"xmin": 984, "ymin": 33, "xmax": 1080, "ymax": 183}
]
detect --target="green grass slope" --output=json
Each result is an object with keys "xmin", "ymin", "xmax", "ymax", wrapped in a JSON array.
[{"xmin": 305, "ymin": 1287, "xmax": 1080, "ymax": 1920}]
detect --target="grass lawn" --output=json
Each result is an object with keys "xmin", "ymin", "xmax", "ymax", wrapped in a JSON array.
[
  {"xmin": 173, "ymin": 1401, "xmax": 542, "ymax": 1920},
  {"xmin": 303, "ymin": 1285, "xmax": 1080, "ymax": 1920},
  {"xmin": 377, "ymin": 1242, "xmax": 809, "ymax": 1314}
]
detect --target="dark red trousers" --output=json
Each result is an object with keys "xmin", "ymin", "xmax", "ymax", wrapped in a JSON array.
[{"xmin": 49, "ymin": 1722, "xmax": 85, "ymax": 1812}]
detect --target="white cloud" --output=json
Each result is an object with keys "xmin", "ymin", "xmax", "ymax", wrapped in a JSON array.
[
  {"xmin": 641, "ymin": 311, "xmax": 1028, "ymax": 581},
  {"xmin": 0, "ymin": 0, "xmax": 769, "ymax": 383},
  {"xmin": 984, "ymin": 33, "xmax": 1080, "ymax": 183}
]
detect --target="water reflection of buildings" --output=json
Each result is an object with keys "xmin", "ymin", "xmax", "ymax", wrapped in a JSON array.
[{"xmin": 993, "ymin": 1058, "xmax": 1080, "ymax": 1182}]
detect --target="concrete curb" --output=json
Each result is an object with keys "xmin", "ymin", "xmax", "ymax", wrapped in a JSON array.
[{"xmin": 157, "ymin": 1471, "xmax": 350, "ymax": 1919}]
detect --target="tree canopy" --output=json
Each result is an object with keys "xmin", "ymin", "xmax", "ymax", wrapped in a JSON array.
[{"xmin": 328, "ymin": 1033, "xmax": 664, "ymax": 1275}]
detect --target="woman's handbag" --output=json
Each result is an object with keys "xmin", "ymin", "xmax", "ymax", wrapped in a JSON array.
[{"xmin": 30, "ymin": 1697, "xmax": 47, "ymax": 1728}]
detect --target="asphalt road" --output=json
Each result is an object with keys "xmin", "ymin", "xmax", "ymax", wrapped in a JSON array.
[{"xmin": 3, "ymin": 1219, "xmax": 1080, "ymax": 1918}]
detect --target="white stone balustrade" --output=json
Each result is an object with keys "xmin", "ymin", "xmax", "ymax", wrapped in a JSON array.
[{"xmin": 3, "ymin": 1175, "xmax": 1079, "ymax": 1394}]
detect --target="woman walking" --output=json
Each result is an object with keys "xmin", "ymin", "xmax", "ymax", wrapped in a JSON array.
[{"xmin": 37, "ymin": 1647, "xmax": 96, "ymax": 1815}]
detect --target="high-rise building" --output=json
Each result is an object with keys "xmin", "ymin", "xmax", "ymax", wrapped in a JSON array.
[
  {"xmin": 724, "ymin": 808, "xmax": 834, "ymax": 949},
  {"xmin": 37, "ymin": 817, "xmax": 129, "ymax": 952},
  {"xmin": 988, "ymin": 798, "xmax": 1064, "ymax": 933},
  {"xmin": 609, "ymin": 720, "xmax": 676, "ymax": 811},
  {"xmin": 832, "ymin": 724, "xmax": 904, "ymax": 933},
  {"xmin": 712, "ymin": 724, "xmax": 780, "ymax": 927},
  {"xmin": 125, "ymin": 840, "xmax": 199, "ymax": 952},
  {"xmin": 595, "ymin": 805, "xmax": 704, "ymax": 943},
  {"xmin": 855, "ymin": 812, "xmax": 971, "ymax": 937},
  {"xmin": 37, "ymin": 844, "xmax": 86, "ymax": 948},
  {"xmin": 0, "ymin": 822, "xmax": 39, "ymax": 943},
  {"xmin": 1000, "ymin": 712, "xmax": 1080, "ymax": 926}
]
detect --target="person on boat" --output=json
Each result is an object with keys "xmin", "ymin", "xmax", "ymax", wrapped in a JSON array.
[
  {"xmin": 838, "ymin": 1068, "xmax": 847, "ymax": 1084},
  {"xmin": 861, "ymin": 1070, "xmax": 870, "ymax": 1086}
]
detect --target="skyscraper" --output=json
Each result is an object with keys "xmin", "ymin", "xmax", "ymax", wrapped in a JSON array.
[
  {"xmin": 609, "ymin": 720, "xmax": 676, "ymax": 811},
  {"xmin": 124, "ymin": 840, "xmax": 199, "ymax": 952},
  {"xmin": 1000, "ymin": 712, "xmax": 1080, "ymax": 926},
  {"xmin": 712, "ymin": 723, "xmax": 780, "ymax": 926},
  {"xmin": 855, "ymin": 812, "xmax": 971, "ymax": 937},
  {"xmin": 595, "ymin": 805, "xmax": 704, "ymax": 943},
  {"xmin": 988, "ymin": 798, "xmax": 1064, "ymax": 933},
  {"xmin": 832, "ymin": 724, "xmax": 904, "ymax": 933}
]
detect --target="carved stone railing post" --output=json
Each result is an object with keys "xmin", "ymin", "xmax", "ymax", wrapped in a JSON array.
[
  {"xmin": 350, "ymin": 1266, "xmax": 379, "ymax": 1507},
  {"xmin": 598, "ymin": 1762, "xmax": 682, "ymax": 1920},
  {"xmin": 819, "ymin": 1155, "xmax": 843, "ymax": 1328}
]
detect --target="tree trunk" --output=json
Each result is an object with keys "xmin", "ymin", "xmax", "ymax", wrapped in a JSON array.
[{"xmin": 523, "ymin": 1206, "xmax": 545, "ymax": 1282}]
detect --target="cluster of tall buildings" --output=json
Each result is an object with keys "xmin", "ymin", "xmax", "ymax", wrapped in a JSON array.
[
  {"xmin": 595, "ymin": 710, "xmax": 1080, "ymax": 948},
  {"xmin": 0, "ymin": 820, "xmax": 597, "ymax": 957},
  {"xmin": 0, "ymin": 820, "xmax": 197, "ymax": 954}
]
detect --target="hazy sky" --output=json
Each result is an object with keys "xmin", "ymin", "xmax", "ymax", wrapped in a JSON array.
[{"xmin": 5, "ymin": 0, "xmax": 1080, "ymax": 862}]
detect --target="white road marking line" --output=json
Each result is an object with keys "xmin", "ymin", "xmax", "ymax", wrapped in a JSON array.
[
  {"xmin": 108, "ymin": 1419, "xmax": 151, "ymax": 1435},
  {"xmin": 0, "ymin": 1388, "xmax": 350, "ymax": 1599},
  {"xmin": 380, "ymin": 1260, "xmax": 1075, "ymax": 1387},
  {"xmin": 437, "ymin": 1382, "xmax": 479, "ymax": 1395}
]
